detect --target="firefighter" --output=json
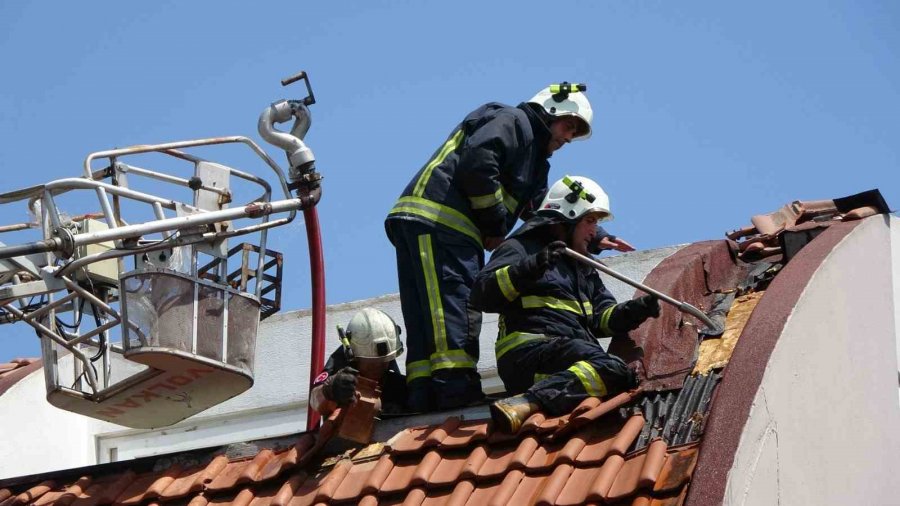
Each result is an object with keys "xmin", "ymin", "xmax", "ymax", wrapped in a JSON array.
[
  {"xmin": 310, "ymin": 308, "xmax": 407, "ymax": 416},
  {"xmin": 470, "ymin": 176, "xmax": 660, "ymax": 432},
  {"xmin": 385, "ymin": 83, "xmax": 596, "ymax": 411}
]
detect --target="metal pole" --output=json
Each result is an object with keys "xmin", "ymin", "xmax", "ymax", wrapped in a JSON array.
[{"xmin": 563, "ymin": 248, "xmax": 724, "ymax": 335}]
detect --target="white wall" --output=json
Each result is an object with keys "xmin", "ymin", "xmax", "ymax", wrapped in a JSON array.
[
  {"xmin": 0, "ymin": 245, "xmax": 678, "ymax": 479},
  {"xmin": 725, "ymin": 216, "xmax": 900, "ymax": 505}
]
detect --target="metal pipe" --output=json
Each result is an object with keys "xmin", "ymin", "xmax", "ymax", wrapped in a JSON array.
[
  {"xmin": 563, "ymin": 248, "xmax": 724, "ymax": 335},
  {"xmin": 55, "ymin": 216, "xmax": 294, "ymax": 278},
  {"xmin": 0, "ymin": 238, "xmax": 62, "ymax": 260},
  {"xmin": 68, "ymin": 198, "xmax": 304, "ymax": 249},
  {"xmin": 118, "ymin": 163, "xmax": 230, "ymax": 196},
  {"xmin": 305, "ymin": 205, "xmax": 326, "ymax": 431}
]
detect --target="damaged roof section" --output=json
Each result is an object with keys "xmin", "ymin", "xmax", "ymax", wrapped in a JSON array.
[
  {"xmin": 728, "ymin": 189, "xmax": 890, "ymax": 262},
  {"xmin": 608, "ymin": 240, "xmax": 749, "ymax": 391}
]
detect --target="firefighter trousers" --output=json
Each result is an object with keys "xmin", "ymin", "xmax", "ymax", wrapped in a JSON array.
[
  {"xmin": 496, "ymin": 336, "xmax": 632, "ymax": 416},
  {"xmin": 386, "ymin": 219, "xmax": 484, "ymax": 411}
]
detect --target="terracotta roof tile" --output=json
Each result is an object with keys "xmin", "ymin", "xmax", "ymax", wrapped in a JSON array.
[
  {"xmin": 380, "ymin": 457, "xmax": 419, "ymax": 495},
  {"xmin": 473, "ymin": 444, "xmax": 516, "ymax": 481},
  {"xmin": 457, "ymin": 446, "xmax": 488, "ymax": 480},
  {"xmin": 360, "ymin": 454, "xmax": 394, "ymax": 496},
  {"xmin": 158, "ymin": 465, "xmax": 206, "ymax": 500},
  {"xmin": 639, "ymin": 440, "xmax": 669, "ymax": 488},
  {"xmin": 607, "ymin": 451, "xmax": 649, "ymax": 502},
  {"xmin": 438, "ymin": 421, "xmax": 489, "ymax": 449},
  {"xmin": 73, "ymin": 471, "xmax": 136, "ymax": 506},
  {"xmin": 239, "ymin": 450, "xmax": 276, "ymax": 483},
  {"xmin": 587, "ymin": 453, "xmax": 625, "ymax": 501},
  {"xmin": 393, "ymin": 487, "xmax": 420, "ymax": 506},
  {"xmin": 269, "ymin": 472, "xmax": 305, "ymax": 506},
  {"xmin": 534, "ymin": 463, "xmax": 573, "ymax": 506},
  {"xmin": 310, "ymin": 460, "xmax": 351, "ymax": 503},
  {"xmin": 524, "ymin": 438, "xmax": 565, "ymax": 472},
  {"xmin": 555, "ymin": 466, "xmax": 600, "ymax": 506},
  {"xmin": 408, "ymin": 451, "xmax": 442, "ymax": 488},
  {"xmin": 422, "ymin": 417, "xmax": 460, "ymax": 448},
  {"xmin": 205, "ymin": 460, "xmax": 254, "ymax": 493},
  {"xmin": 462, "ymin": 479, "xmax": 502, "ymax": 506},
  {"xmin": 328, "ymin": 459, "xmax": 376, "ymax": 503},
  {"xmin": 489, "ymin": 468, "xmax": 523, "ymax": 506},
  {"xmin": 507, "ymin": 473, "xmax": 545, "ymax": 505},
  {"xmin": 389, "ymin": 426, "xmax": 435, "ymax": 455},
  {"xmin": 422, "ymin": 451, "xmax": 468, "ymax": 489},
  {"xmin": 443, "ymin": 480, "xmax": 475, "ymax": 506}
]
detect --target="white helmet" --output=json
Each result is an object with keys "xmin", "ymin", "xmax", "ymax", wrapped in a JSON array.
[
  {"xmin": 538, "ymin": 175, "xmax": 613, "ymax": 222},
  {"xmin": 342, "ymin": 308, "xmax": 404, "ymax": 361},
  {"xmin": 528, "ymin": 82, "xmax": 593, "ymax": 140}
]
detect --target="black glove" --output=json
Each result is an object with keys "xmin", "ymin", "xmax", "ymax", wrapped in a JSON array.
[
  {"xmin": 322, "ymin": 367, "xmax": 358, "ymax": 407},
  {"xmin": 625, "ymin": 365, "xmax": 641, "ymax": 390},
  {"xmin": 515, "ymin": 240, "xmax": 567, "ymax": 279},
  {"xmin": 608, "ymin": 295, "xmax": 661, "ymax": 333}
]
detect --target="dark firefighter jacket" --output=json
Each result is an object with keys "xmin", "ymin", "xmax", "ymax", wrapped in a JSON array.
[
  {"xmin": 469, "ymin": 217, "xmax": 619, "ymax": 361},
  {"xmin": 386, "ymin": 102, "xmax": 553, "ymax": 247}
]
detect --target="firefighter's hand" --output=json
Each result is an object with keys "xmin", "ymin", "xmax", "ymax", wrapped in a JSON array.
[
  {"xmin": 536, "ymin": 240, "xmax": 567, "ymax": 270},
  {"xmin": 589, "ymin": 235, "xmax": 635, "ymax": 253},
  {"xmin": 323, "ymin": 367, "xmax": 358, "ymax": 407},
  {"xmin": 484, "ymin": 236, "xmax": 505, "ymax": 251},
  {"xmin": 609, "ymin": 295, "xmax": 661, "ymax": 332}
]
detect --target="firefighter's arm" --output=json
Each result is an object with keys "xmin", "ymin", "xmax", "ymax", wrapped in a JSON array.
[
  {"xmin": 471, "ymin": 240, "xmax": 565, "ymax": 312},
  {"xmin": 593, "ymin": 287, "xmax": 660, "ymax": 337},
  {"xmin": 455, "ymin": 113, "xmax": 523, "ymax": 238}
]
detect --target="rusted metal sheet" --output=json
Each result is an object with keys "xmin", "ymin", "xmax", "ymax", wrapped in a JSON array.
[{"xmin": 607, "ymin": 240, "xmax": 748, "ymax": 391}]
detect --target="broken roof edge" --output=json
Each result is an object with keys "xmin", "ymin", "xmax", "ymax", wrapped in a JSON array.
[{"xmin": 685, "ymin": 218, "xmax": 865, "ymax": 506}]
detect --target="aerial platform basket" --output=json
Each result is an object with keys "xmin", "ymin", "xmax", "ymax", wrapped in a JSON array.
[{"xmin": 0, "ymin": 76, "xmax": 321, "ymax": 428}]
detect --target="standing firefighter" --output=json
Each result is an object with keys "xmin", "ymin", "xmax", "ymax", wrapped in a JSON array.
[
  {"xmin": 310, "ymin": 308, "xmax": 407, "ymax": 416},
  {"xmin": 385, "ymin": 83, "xmax": 594, "ymax": 411},
  {"xmin": 470, "ymin": 176, "xmax": 660, "ymax": 432}
]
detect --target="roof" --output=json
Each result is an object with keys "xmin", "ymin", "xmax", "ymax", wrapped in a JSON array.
[
  {"xmin": 0, "ymin": 358, "xmax": 40, "ymax": 397},
  {"xmin": 0, "ymin": 189, "xmax": 891, "ymax": 506},
  {"xmin": 0, "ymin": 392, "xmax": 703, "ymax": 506}
]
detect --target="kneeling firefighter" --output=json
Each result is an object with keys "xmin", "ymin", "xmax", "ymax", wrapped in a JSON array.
[
  {"xmin": 310, "ymin": 308, "xmax": 407, "ymax": 416},
  {"xmin": 470, "ymin": 176, "xmax": 661, "ymax": 432}
]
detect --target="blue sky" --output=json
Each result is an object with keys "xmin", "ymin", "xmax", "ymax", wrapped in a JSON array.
[{"xmin": 0, "ymin": 1, "xmax": 897, "ymax": 362}]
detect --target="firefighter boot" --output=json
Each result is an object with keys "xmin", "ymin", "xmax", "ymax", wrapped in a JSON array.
[{"xmin": 490, "ymin": 394, "xmax": 541, "ymax": 433}]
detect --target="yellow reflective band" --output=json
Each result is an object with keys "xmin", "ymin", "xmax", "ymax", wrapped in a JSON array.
[
  {"xmin": 500, "ymin": 186, "xmax": 518, "ymax": 214},
  {"xmin": 469, "ymin": 188, "xmax": 503, "ymax": 210},
  {"xmin": 431, "ymin": 349, "xmax": 476, "ymax": 371},
  {"xmin": 389, "ymin": 196, "xmax": 483, "ymax": 247},
  {"xmin": 419, "ymin": 234, "xmax": 448, "ymax": 354},
  {"xmin": 495, "ymin": 332, "xmax": 547, "ymax": 359},
  {"xmin": 413, "ymin": 129, "xmax": 465, "ymax": 198},
  {"xmin": 496, "ymin": 266, "xmax": 519, "ymax": 302},
  {"xmin": 567, "ymin": 360, "xmax": 607, "ymax": 397},
  {"xmin": 406, "ymin": 360, "xmax": 432, "ymax": 382},
  {"xmin": 534, "ymin": 373, "xmax": 550, "ymax": 383},
  {"xmin": 549, "ymin": 83, "xmax": 585, "ymax": 94},
  {"xmin": 522, "ymin": 295, "xmax": 592, "ymax": 316},
  {"xmin": 600, "ymin": 305, "xmax": 616, "ymax": 335}
]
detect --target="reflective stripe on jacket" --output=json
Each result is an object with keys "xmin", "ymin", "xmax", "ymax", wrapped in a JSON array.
[
  {"xmin": 386, "ymin": 102, "xmax": 552, "ymax": 245},
  {"xmin": 470, "ymin": 226, "xmax": 618, "ymax": 357}
]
